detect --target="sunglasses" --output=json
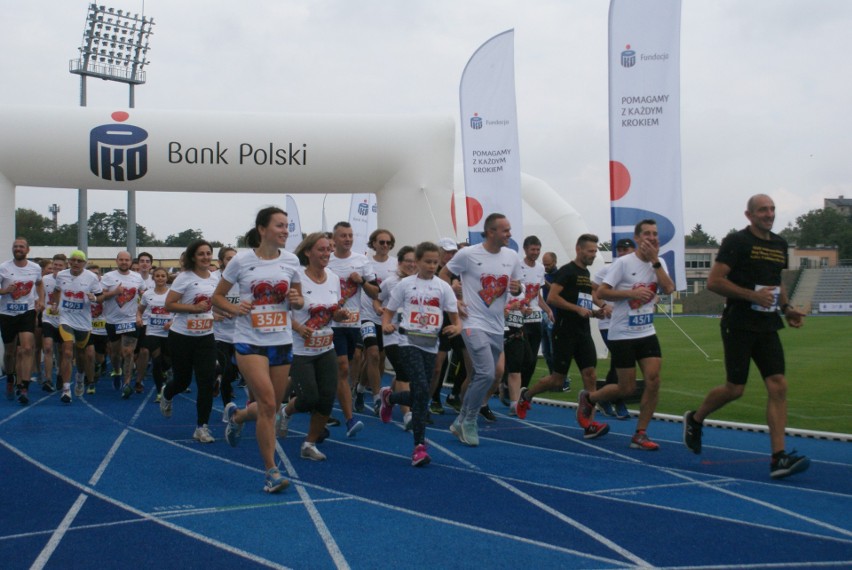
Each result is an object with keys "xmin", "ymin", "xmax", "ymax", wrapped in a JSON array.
[{"xmin": 377, "ymin": 240, "xmax": 393, "ymax": 246}]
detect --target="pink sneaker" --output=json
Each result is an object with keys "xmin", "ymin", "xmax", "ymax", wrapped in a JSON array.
[
  {"xmin": 411, "ymin": 443, "xmax": 431, "ymax": 467},
  {"xmin": 630, "ymin": 431, "xmax": 660, "ymax": 451},
  {"xmin": 577, "ymin": 390, "xmax": 594, "ymax": 429},
  {"xmin": 516, "ymin": 387, "xmax": 531, "ymax": 419},
  {"xmin": 379, "ymin": 387, "xmax": 393, "ymax": 423}
]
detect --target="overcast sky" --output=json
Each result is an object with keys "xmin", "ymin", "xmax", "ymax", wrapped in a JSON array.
[{"xmin": 1, "ymin": 0, "xmax": 850, "ymax": 246}]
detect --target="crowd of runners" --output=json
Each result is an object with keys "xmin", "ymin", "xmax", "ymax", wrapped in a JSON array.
[{"xmin": 0, "ymin": 194, "xmax": 810, "ymax": 492}]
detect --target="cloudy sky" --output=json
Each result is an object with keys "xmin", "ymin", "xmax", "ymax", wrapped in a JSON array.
[{"xmin": 1, "ymin": 0, "xmax": 850, "ymax": 246}]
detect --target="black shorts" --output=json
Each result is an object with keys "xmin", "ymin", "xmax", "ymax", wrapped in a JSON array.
[
  {"xmin": 503, "ymin": 329, "xmax": 529, "ymax": 374},
  {"xmin": 0, "ymin": 310, "xmax": 37, "ymax": 344},
  {"xmin": 135, "ymin": 325, "xmax": 147, "ymax": 353},
  {"xmin": 360, "ymin": 320, "xmax": 384, "ymax": 350},
  {"xmin": 722, "ymin": 326, "xmax": 785, "ymax": 385},
  {"xmin": 88, "ymin": 333, "xmax": 108, "ymax": 353},
  {"xmin": 41, "ymin": 321, "xmax": 62, "ymax": 343},
  {"xmin": 142, "ymin": 334, "xmax": 169, "ymax": 354},
  {"xmin": 383, "ymin": 344, "xmax": 407, "ymax": 382},
  {"xmin": 332, "ymin": 327, "xmax": 361, "ymax": 360},
  {"xmin": 609, "ymin": 335, "xmax": 662, "ymax": 369},
  {"xmin": 552, "ymin": 327, "xmax": 597, "ymax": 374},
  {"xmin": 106, "ymin": 322, "xmax": 140, "ymax": 342}
]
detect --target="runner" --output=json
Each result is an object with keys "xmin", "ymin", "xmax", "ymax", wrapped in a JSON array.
[
  {"xmin": 441, "ymin": 214, "xmax": 522, "ymax": 446},
  {"xmin": 278, "ymin": 232, "xmax": 349, "ymax": 462},
  {"xmin": 216, "ymin": 208, "xmax": 302, "ymax": 493},
  {"xmin": 101, "ymin": 251, "xmax": 146, "ymax": 398},
  {"xmin": 516, "ymin": 234, "xmax": 610, "ymax": 440},
  {"xmin": 87, "ymin": 264, "xmax": 109, "ymax": 393},
  {"xmin": 39, "ymin": 254, "xmax": 67, "ymax": 393},
  {"xmin": 518, "ymin": 236, "xmax": 552, "ymax": 390},
  {"xmin": 160, "ymin": 240, "xmax": 220, "ymax": 446},
  {"xmin": 380, "ymin": 241, "xmax": 460, "ymax": 466},
  {"xmin": 52, "ymin": 250, "xmax": 103, "ymax": 403},
  {"xmin": 133, "ymin": 252, "xmax": 155, "ymax": 395},
  {"xmin": 429, "ymin": 238, "xmax": 464, "ymax": 414},
  {"xmin": 138, "ymin": 267, "xmax": 173, "ymax": 400},
  {"xmin": 578, "ymin": 220, "xmax": 675, "ymax": 450},
  {"xmin": 212, "ymin": 246, "xmax": 240, "ymax": 405},
  {"xmin": 0, "ymin": 238, "xmax": 45, "ymax": 405},
  {"xmin": 683, "ymin": 194, "xmax": 810, "ymax": 479}
]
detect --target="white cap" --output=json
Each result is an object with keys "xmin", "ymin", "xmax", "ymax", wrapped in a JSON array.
[{"xmin": 438, "ymin": 238, "xmax": 458, "ymax": 251}]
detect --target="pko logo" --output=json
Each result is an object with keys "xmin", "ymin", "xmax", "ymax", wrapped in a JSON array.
[
  {"xmin": 470, "ymin": 113, "xmax": 483, "ymax": 130},
  {"xmin": 90, "ymin": 111, "xmax": 148, "ymax": 181},
  {"xmin": 288, "ymin": 221, "xmax": 296, "ymax": 233},
  {"xmin": 621, "ymin": 44, "xmax": 636, "ymax": 68},
  {"xmin": 357, "ymin": 202, "xmax": 369, "ymax": 216}
]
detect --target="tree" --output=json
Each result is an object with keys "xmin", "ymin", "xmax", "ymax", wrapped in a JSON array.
[
  {"xmin": 164, "ymin": 228, "xmax": 205, "ymax": 247},
  {"xmin": 685, "ymin": 224, "xmax": 719, "ymax": 247},
  {"xmin": 14, "ymin": 209, "xmax": 55, "ymax": 244},
  {"xmin": 790, "ymin": 208, "xmax": 852, "ymax": 259}
]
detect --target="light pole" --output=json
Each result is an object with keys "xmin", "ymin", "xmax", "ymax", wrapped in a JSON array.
[{"xmin": 70, "ymin": 3, "xmax": 154, "ymax": 256}]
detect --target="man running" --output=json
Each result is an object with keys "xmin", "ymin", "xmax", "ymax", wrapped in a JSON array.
[
  {"xmin": 441, "ymin": 213, "xmax": 522, "ymax": 446},
  {"xmin": 684, "ymin": 194, "xmax": 809, "ymax": 479},
  {"xmin": 101, "ymin": 251, "xmax": 146, "ymax": 398},
  {"xmin": 0, "ymin": 238, "xmax": 45, "ymax": 405}
]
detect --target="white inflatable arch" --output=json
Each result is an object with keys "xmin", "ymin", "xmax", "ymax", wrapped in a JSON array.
[{"xmin": 0, "ymin": 105, "xmax": 588, "ymax": 260}]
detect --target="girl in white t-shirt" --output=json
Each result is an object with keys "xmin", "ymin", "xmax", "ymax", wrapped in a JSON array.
[
  {"xmin": 213, "ymin": 208, "xmax": 304, "ymax": 494},
  {"xmin": 137, "ymin": 267, "xmax": 172, "ymax": 399},
  {"xmin": 278, "ymin": 233, "xmax": 350, "ymax": 462},
  {"xmin": 379, "ymin": 242, "xmax": 460, "ymax": 467}
]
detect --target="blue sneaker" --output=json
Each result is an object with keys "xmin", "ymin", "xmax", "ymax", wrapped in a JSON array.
[
  {"xmin": 346, "ymin": 417, "xmax": 364, "ymax": 438},
  {"xmin": 614, "ymin": 401, "xmax": 630, "ymax": 420},
  {"xmin": 597, "ymin": 401, "xmax": 616, "ymax": 417},
  {"xmin": 224, "ymin": 402, "xmax": 242, "ymax": 447},
  {"xmin": 264, "ymin": 468, "xmax": 289, "ymax": 493}
]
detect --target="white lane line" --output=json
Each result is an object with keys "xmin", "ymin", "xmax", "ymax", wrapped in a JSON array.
[
  {"xmin": 276, "ymin": 441, "xmax": 351, "ymax": 570},
  {"xmin": 0, "ymin": 392, "xmax": 54, "ymax": 426},
  {"xmin": 0, "ymin": 436, "xmax": 291, "ymax": 569},
  {"xmin": 30, "ymin": 493, "xmax": 88, "ymax": 570}
]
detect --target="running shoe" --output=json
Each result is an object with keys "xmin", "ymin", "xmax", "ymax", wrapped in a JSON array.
[
  {"xmin": 275, "ymin": 406, "xmax": 291, "ymax": 438},
  {"xmin": 121, "ymin": 383, "xmax": 132, "ymax": 400},
  {"xmin": 345, "ymin": 417, "xmax": 364, "ymax": 438},
  {"xmin": 403, "ymin": 411, "xmax": 413, "ymax": 431},
  {"xmin": 770, "ymin": 450, "xmax": 810, "ymax": 479},
  {"xmin": 17, "ymin": 388, "xmax": 29, "ymax": 405},
  {"xmin": 224, "ymin": 403, "xmax": 242, "ymax": 447},
  {"xmin": 411, "ymin": 443, "xmax": 431, "ymax": 467},
  {"xmin": 75, "ymin": 374, "xmax": 85, "ymax": 398},
  {"xmin": 584, "ymin": 421, "xmax": 610, "ymax": 439},
  {"xmin": 461, "ymin": 418, "xmax": 479, "ymax": 447},
  {"xmin": 449, "ymin": 418, "xmax": 466, "ymax": 444},
  {"xmin": 154, "ymin": 392, "xmax": 161, "ymax": 403},
  {"xmin": 630, "ymin": 431, "xmax": 659, "ymax": 451},
  {"xmin": 576, "ymin": 390, "xmax": 594, "ymax": 429},
  {"xmin": 300, "ymin": 441, "xmax": 327, "ymax": 461},
  {"xmin": 498, "ymin": 383, "xmax": 511, "ymax": 407},
  {"xmin": 379, "ymin": 387, "xmax": 393, "ymax": 423},
  {"xmin": 212, "ymin": 375, "xmax": 221, "ymax": 398},
  {"xmin": 134, "ymin": 382, "xmax": 144, "ymax": 394},
  {"xmin": 60, "ymin": 391, "xmax": 71, "ymax": 404},
  {"xmin": 516, "ymin": 387, "xmax": 531, "ymax": 419},
  {"xmin": 614, "ymin": 400, "xmax": 630, "ymax": 420},
  {"xmin": 264, "ymin": 468, "xmax": 289, "ymax": 493},
  {"xmin": 429, "ymin": 399, "xmax": 445, "ymax": 415},
  {"xmin": 327, "ymin": 416, "xmax": 341, "ymax": 427},
  {"xmin": 316, "ymin": 427, "xmax": 330, "ymax": 444},
  {"xmin": 41, "ymin": 381, "xmax": 55, "ymax": 393},
  {"xmin": 86, "ymin": 383, "xmax": 96, "ymax": 395},
  {"xmin": 111, "ymin": 369, "xmax": 122, "ymax": 391},
  {"xmin": 446, "ymin": 393, "xmax": 462, "ymax": 413},
  {"xmin": 372, "ymin": 398, "xmax": 382, "ymax": 417},
  {"xmin": 597, "ymin": 401, "xmax": 616, "ymax": 417},
  {"xmin": 5, "ymin": 380, "xmax": 14, "ymax": 401},
  {"xmin": 479, "ymin": 405, "xmax": 496, "ymax": 423},
  {"xmin": 193, "ymin": 425, "xmax": 215, "ymax": 444},
  {"xmin": 159, "ymin": 386, "xmax": 172, "ymax": 418},
  {"xmin": 353, "ymin": 389, "xmax": 365, "ymax": 413},
  {"xmin": 683, "ymin": 410, "xmax": 703, "ymax": 454},
  {"xmin": 562, "ymin": 376, "xmax": 572, "ymax": 392},
  {"xmin": 508, "ymin": 403, "xmax": 517, "ymax": 417}
]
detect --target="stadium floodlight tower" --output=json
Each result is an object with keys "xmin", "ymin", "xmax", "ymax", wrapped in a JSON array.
[{"xmin": 70, "ymin": 3, "xmax": 154, "ymax": 256}]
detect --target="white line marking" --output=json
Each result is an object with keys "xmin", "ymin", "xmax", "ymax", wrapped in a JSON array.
[{"xmin": 30, "ymin": 493, "xmax": 88, "ymax": 570}]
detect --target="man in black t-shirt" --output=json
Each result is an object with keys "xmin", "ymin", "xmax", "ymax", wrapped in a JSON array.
[
  {"xmin": 516, "ymin": 234, "xmax": 610, "ymax": 440},
  {"xmin": 683, "ymin": 194, "xmax": 809, "ymax": 479}
]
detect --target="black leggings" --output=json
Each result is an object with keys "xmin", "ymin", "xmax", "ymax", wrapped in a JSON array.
[
  {"xmin": 389, "ymin": 346, "xmax": 435, "ymax": 446},
  {"xmin": 521, "ymin": 323, "xmax": 542, "ymax": 388},
  {"xmin": 215, "ymin": 340, "xmax": 238, "ymax": 405},
  {"xmin": 166, "ymin": 331, "xmax": 216, "ymax": 426},
  {"xmin": 290, "ymin": 350, "xmax": 338, "ymax": 417}
]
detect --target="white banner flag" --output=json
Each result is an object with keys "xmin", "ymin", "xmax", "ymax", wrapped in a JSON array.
[
  {"xmin": 609, "ymin": 0, "xmax": 685, "ymax": 289},
  {"xmin": 284, "ymin": 194, "xmax": 303, "ymax": 253},
  {"xmin": 348, "ymin": 193, "xmax": 377, "ymax": 256},
  {"xmin": 459, "ymin": 29, "xmax": 523, "ymax": 250}
]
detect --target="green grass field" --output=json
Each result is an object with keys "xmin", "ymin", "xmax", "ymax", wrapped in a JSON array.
[{"xmin": 528, "ymin": 316, "xmax": 852, "ymax": 435}]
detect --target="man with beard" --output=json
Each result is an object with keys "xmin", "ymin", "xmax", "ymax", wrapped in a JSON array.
[{"xmin": 101, "ymin": 251, "xmax": 146, "ymax": 398}]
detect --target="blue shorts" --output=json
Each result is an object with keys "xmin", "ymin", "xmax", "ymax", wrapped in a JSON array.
[
  {"xmin": 234, "ymin": 343, "xmax": 293, "ymax": 367},
  {"xmin": 332, "ymin": 327, "xmax": 361, "ymax": 360}
]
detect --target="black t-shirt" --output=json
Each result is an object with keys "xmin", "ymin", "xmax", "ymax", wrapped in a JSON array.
[
  {"xmin": 716, "ymin": 227, "xmax": 786, "ymax": 332},
  {"xmin": 552, "ymin": 261, "xmax": 593, "ymax": 334}
]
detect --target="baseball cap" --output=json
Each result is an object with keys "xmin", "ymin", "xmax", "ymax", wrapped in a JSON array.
[
  {"xmin": 438, "ymin": 238, "xmax": 458, "ymax": 252},
  {"xmin": 69, "ymin": 249, "xmax": 88, "ymax": 262},
  {"xmin": 615, "ymin": 238, "xmax": 635, "ymax": 250}
]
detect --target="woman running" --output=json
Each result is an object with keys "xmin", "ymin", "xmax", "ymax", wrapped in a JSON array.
[
  {"xmin": 214, "ymin": 207, "xmax": 303, "ymax": 494},
  {"xmin": 212, "ymin": 246, "xmax": 240, "ymax": 405},
  {"xmin": 138, "ymin": 267, "xmax": 173, "ymax": 400},
  {"xmin": 277, "ymin": 232, "xmax": 351, "ymax": 461},
  {"xmin": 160, "ymin": 240, "xmax": 219, "ymax": 445},
  {"xmin": 379, "ymin": 242, "xmax": 461, "ymax": 466}
]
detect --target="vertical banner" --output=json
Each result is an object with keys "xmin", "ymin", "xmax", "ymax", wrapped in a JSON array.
[
  {"xmin": 609, "ymin": 0, "xmax": 685, "ymax": 289},
  {"xmin": 459, "ymin": 29, "xmax": 523, "ymax": 250},
  {"xmin": 348, "ymin": 193, "xmax": 377, "ymax": 256},
  {"xmin": 284, "ymin": 194, "xmax": 303, "ymax": 252}
]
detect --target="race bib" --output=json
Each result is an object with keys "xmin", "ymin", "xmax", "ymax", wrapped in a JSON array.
[
  {"xmin": 61, "ymin": 300, "xmax": 83, "ymax": 311},
  {"xmin": 505, "ymin": 312, "xmax": 525, "ymax": 327},
  {"xmin": 92, "ymin": 318, "xmax": 106, "ymax": 332},
  {"xmin": 340, "ymin": 310, "xmax": 360, "ymax": 324},
  {"xmin": 149, "ymin": 317, "xmax": 170, "ymax": 327},
  {"xmin": 577, "ymin": 292, "xmax": 594, "ymax": 311},
  {"xmin": 5, "ymin": 302, "xmax": 28, "ymax": 312},
  {"xmin": 360, "ymin": 321, "xmax": 377, "ymax": 340},
  {"xmin": 115, "ymin": 322, "xmax": 136, "ymax": 333},
  {"xmin": 525, "ymin": 309, "xmax": 542, "ymax": 323},
  {"xmin": 304, "ymin": 330, "xmax": 333, "ymax": 352},
  {"xmin": 251, "ymin": 305, "xmax": 288, "ymax": 332},
  {"xmin": 751, "ymin": 285, "xmax": 779, "ymax": 313},
  {"xmin": 627, "ymin": 306, "xmax": 654, "ymax": 329},
  {"xmin": 186, "ymin": 314, "xmax": 213, "ymax": 334}
]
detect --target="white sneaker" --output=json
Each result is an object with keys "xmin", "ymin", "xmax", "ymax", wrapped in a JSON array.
[
  {"xmin": 300, "ymin": 441, "xmax": 326, "ymax": 461},
  {"xmin": 275, "ymin": 404, "xmax": 291, "ymax": 438},
  {"xmin": 193, "ymin": 424, "xmax": 215, "ymax": 443},
  {"xmin": 159, "ymin": 386, "xmax": 172, "ymax": 418},
  {"xmin": 403, "ymin": 411, "xmax": 412, "ymax": 431},
  {"xmin": 74, "ymin": 372, "xmax": 85, "ymax": 397}
]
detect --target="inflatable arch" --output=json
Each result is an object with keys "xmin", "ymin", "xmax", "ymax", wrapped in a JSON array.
[{"xmin": 0, "ymin": 105, "xmax": 589, "ymax": 261}]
